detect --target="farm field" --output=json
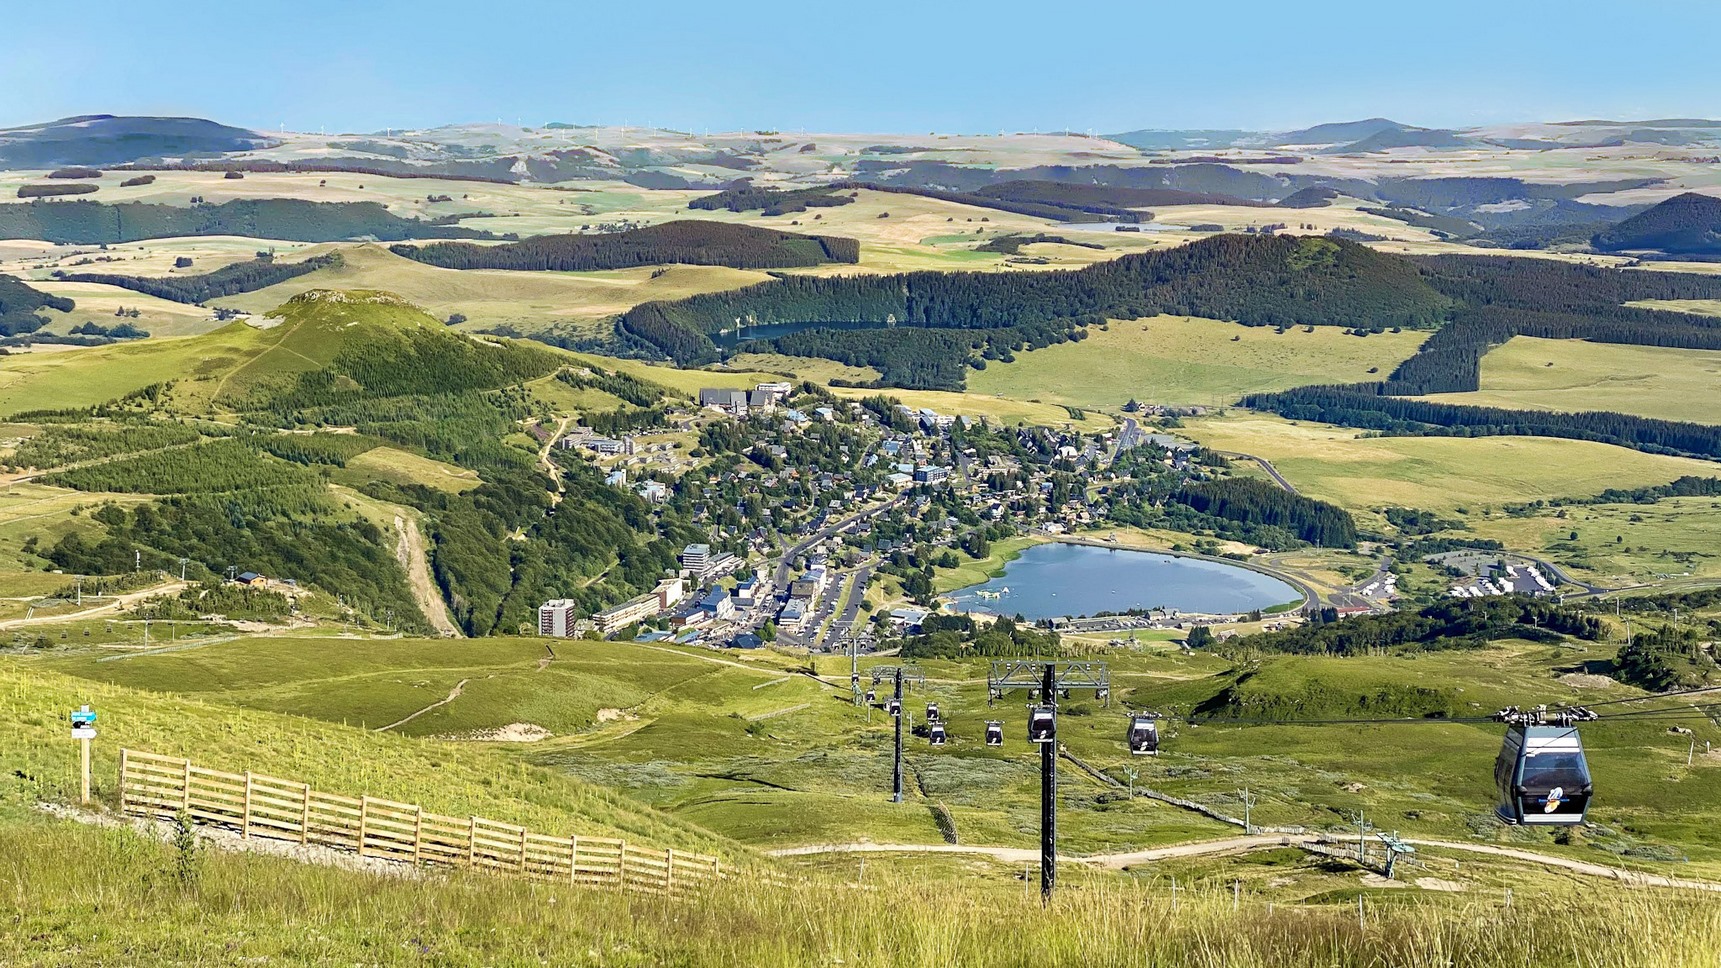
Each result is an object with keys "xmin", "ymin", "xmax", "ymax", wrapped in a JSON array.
[
  {"xmin": 28, "ymin": 279, "xmax": 226, "ymax": 337},
  {"xmin": 212, "ymin": 243, "xmax": 776, "ymax": 337},
  {"xmin": 1178, "ymin": 413, "xmax": 1718, "ymax": 517},
  {"xmin": 1420, "ymin": 336, "xmax": 1721, "ymax": 425},
  {"xmin": 0, "ymin": 322, "xmax": 270, "ymax": 417},
  {"xmin": 970, "ymin": 316, "xmax": 1429, "ymax": 410}
]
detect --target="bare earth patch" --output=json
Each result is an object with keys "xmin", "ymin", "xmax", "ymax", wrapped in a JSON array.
[
  {"xmin": 458, "ymin": 722, "xmax": 553, "ymax": 742},
  {"xmin": 1557, "ymin": 672, "xmax": 1620, "ymax": 690}
]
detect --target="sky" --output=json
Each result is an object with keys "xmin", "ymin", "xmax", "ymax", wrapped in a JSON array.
[{"xmin": 4, "ymin": 0, "xmax": 1719, "ymax": 135}]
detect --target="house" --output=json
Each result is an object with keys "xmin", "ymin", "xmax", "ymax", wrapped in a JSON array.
[
  {"xmin": 748, "ymin": 389, "xmax": 776, "ymax": 412},
  {"xmin": 778, "ymin": 599, "xmax": 809, "ymax": 633},
  {"xmin": 729, "ymin": 632, "xmax": 764, "ymax": 650},
  {"xmin": 913, "ymin": 466, "xmax": 949, "ymax": 485},
  {"xmin": 604, "ymin": 469, "xmax": 628, "ymax": 487},
  {"xmin": 637, "ymin": 481, "xmax": 669, "ymax": 503},
  {"xmin": 814, "ymin": 407, "xmax": 836, "ymax": 422},
  {"xmin": 235, "ymin": 571, "xmax": 266, "ymax": 586},
  {"xmin": 890, "ymin": 607, "xmax": 929, "ymax": 633},
  {"xmin": 538, "ymin": 599, "xmax": 579, "ymax": 637}
]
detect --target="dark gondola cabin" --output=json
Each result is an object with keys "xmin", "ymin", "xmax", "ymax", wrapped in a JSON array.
[
  {"xmin": 1127, "ymin": 714, "xmax": 1160, "ymax": 756},
  {"xmin": 929, "ymin": 723, "xmax": 947, "ymax": 745},
  {"xmin": 925, "ymin": 702, "xmax": 940, "ymax": 723},
  {"xmin": 984, "ymin": 721, "xmax": 1003, "ymax": 747},
  {"xmin": 866, "ymin": 689, "xmax": 877, "ymax": 704},
  {"xmin": 886, "ymin": 698, "xmax": 902, "ymax": 717},
  {"xmin": 1495, "ymin": 724, "xmax": 1592, "ymax": 825},
  {"xmin": 1028, "ymin": 706, "xmax": 1056, "ymax": 744}
]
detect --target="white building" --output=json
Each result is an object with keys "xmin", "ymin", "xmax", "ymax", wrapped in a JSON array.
[{"xmin": 538, "ymin": 599, "xmax": 580, "ymax": 638}]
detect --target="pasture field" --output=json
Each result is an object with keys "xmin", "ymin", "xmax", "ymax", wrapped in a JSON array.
[
  {"xmin": 32, "ymin": 628, "xmax": 1721, "ymax": 875},
  {"xmin": 829, "ymin": 386, "xmax": 1113, "ymax": 429},
  {"xmin": 571, "ymin": 352, "xmax": 791, "ymax": 397},
  {"xmin": 0, "ymin": 482, "xmax": 147, "ymax": 569},
  {"xmin": 1419, "ymin": 335, "xmax": 1721, "ymax": 425},
  {"xmin": 0, "ymin": 233, "xmax": 321, "ymax": 281},
  {"xmin": 1460, "ymin": 496, "xmax": 1721, "ymax": 586},
  {"xmin": 970, "ymin": 316, "xmax": 1428, "ymax": 410},
  {"xmin": 212, "ymin": 243, "xmax": 776, "ymax": 337},
  {"xmin": 0, "ymin": 660, "xmax": 739, "ymax": 856},
  {"xmin": 1179, "ymin": 413, "xmax": 1717, "ymax": 517},
  {"xmin": 0, "ymin": 323, "xmax": 269, "ymax": 417},
  {"xmin": 340, "ymin": 445, "xmax": 482, "ymax": 494},
  {"xmin": 724, "ymin": 352, "xmax": 881, "ymax": 384},
  {"xmin": 28, "ymin": 279, "xmax": 226, "ymax": 337}
]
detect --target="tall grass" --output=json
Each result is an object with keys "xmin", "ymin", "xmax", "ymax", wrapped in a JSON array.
[{"xmin": 4, "ymin": 812, "xmax": 1718, "ymax": 967}]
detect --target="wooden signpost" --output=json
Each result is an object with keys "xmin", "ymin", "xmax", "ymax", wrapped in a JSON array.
[{"xmin": 70, "ymin": 705, "xmax": 97, "ymax": 803}]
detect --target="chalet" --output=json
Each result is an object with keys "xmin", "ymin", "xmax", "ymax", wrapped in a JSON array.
[
  {"xmin": 698, "ymin": 388, "xmax": 748, "ymax": 414},
  {"xmin": 235, "ymin": 571, "xmax": 266, "ymax": 586}
]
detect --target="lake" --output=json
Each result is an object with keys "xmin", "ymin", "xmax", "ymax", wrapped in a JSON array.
[{"xmin": 943, "ymin": 543, "xmax": 1302, "ymax": 620}]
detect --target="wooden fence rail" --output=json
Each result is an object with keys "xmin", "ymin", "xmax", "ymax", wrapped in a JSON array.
[{"xmin": 118, "ymin": 749, "xmax": 723, "ymax": 897}]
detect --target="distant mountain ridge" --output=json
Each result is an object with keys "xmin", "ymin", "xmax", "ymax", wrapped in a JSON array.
[{"xmin": 0, "ymin": 114, "xmax": 272, "ymax": 167}]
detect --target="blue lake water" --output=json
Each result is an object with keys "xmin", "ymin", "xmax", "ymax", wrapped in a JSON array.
[{"xmin": 943, "ymin": 543, "xmax": 1302, "ymax": 620}]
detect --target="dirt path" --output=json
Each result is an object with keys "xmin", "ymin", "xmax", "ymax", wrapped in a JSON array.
[
  {"xmin": 375, "ymin": 677, "xmax": 469, "ymax": 732},
  {"xmin": 0, "ymin": 580, "xmax": 188, "ymax": 630},
  {"xmin": 394, "ymin": 513, "xmax": 460, "ymax": 637},
  {"xmin": 537, "ymin": 415, "xmax": 574, "ymax": 506},
  {"xmin": 770, "ymin": 835, "xmax": 1721, "ymax": 892}
]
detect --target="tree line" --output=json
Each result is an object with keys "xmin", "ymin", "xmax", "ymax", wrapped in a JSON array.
[
  {"xmin": 390, "ymin": 220, "xmax": 859, "ymax": 272},
  {"xmin": 56, "ymin": 254, "xmax": 340, "ymax": 305}
]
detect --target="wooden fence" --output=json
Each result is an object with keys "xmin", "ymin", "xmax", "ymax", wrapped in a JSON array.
[{"xmin": 118, "ymin": 749, "xmax": 723, "ymax": 896}]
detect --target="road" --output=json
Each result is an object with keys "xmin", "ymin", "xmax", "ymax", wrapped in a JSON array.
[
  {"xmin": 0, "ymin": 580, "xmax": 189, "ymax": 630},
  {"xmin": 1214, "ymin": 450, "xmax": 1299, "ymax": 495},
  {"xmin": 769, "ymin": 835, "xmax": 1721, "ymax": 892}
]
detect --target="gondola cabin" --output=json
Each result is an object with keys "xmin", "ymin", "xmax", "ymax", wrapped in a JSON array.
[
  {"xmin": 925, "ymin": 702, "xmax": 940, "ymax": 723},
  {"xmin": 866, "ymin": 689, "xmax": 877, "ymax": 704},
  {"xmin": 984, "ymin": 721, "xmax": 1003, "ymax": 747},
  {"xmin": 886, "ymin": 698, "xmax": 902, "ymax": 717},
  {"xmin": 1494, "ymin": 724, "xmax": 1592, "ymax": 825},
  {"xmin": 1028, "ymin": 706, "xmax": 1056, "ymax": 744},
  {"xmin": 929, "ymin": 723, "xmax": 947, "ymax": 745},
  {"xmin": 1127, "ymin": 714, "xmax": 1160, "ymax": 756}
]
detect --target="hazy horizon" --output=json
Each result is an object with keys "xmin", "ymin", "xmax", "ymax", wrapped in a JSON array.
[{"xmin": 6, "ymin": 0, "xmax": 1719, "ymax": 135}]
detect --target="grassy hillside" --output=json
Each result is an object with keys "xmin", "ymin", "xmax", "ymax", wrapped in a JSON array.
[
  {"xmin": 0, "ymin": 662, "xmax": 740, "ymax": 856},
  {"xmin": 212, "ymin": 243, "xmax": 774, "ymax": 337},
  {"xmin": 1180, "ymin": 413, "xmax": 1718, "ymax": 517},
  {"xmin": 970, "ymin": 316, "xmax": 1428, "ymax": 409},
  {"xmin": 1422, "ymin": 336, "xmax": 1721, "ymax": 425}
]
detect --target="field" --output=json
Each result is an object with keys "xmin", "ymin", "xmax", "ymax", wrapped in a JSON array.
[
  {"xmin": 725, "ymin": 352, "xmax": 881, "ymax": 384},
  {"xmin": 970, "ymin": 316, "xmax": 1429, "ymax": 410},
  {"xmin": 0, "ymin": 322, "xmax": 272, "ymax": 417},
  {"xmin": 1420, "ymin": 336, "xmax": 1721, "ymax": 425},
  {"xmin": 0, "ymin": 482, "xmax": 147, "ymax": 568},
  {"xmin": 1461, "ymin": 496, "xmax": 1721, "ymax": 586},
  {"xmin": 210, "ymin": 242, "xmax": 777, "ymax": 337},
  {"xmin": 829, "ymin": 386, "xmax": 1114, "ymax": 429},
  {"xmin": 1178, "ymin": 413, "xmax": 1719, "ymax": 517},
  {"xmin": 340, "ymin": 445, "xmax": 482, "ymax": 493},
  {"xmin": 27, "ymin": 279, "xmax": 226, "ymax": 337}
]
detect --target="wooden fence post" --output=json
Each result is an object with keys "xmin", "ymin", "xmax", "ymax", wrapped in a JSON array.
[
  {"xmin": 666, "ymin": 847, "xmax": 675, "ymax": 895},
  {"xmin": 299, "ymin": 783, "xmax": 311, "ymax": 845},
  {"xmin": 618, "ymin": 840, "xmax": 627, "ymax": 887},
  {"xmin": 569, "ymin": 836, "xmax": 579, "ymax": 885},
  {"xmin": 358, "ymin": 796, "xmax": 371, "ymax": 857},
  {"xmin": 117, "ymin": 749, "xmax": 129, "ymax": 814},
  {"xmin": 242, "ymin": 772, "xmax": 253, "ymax": 839},
  {"xmin": 518, "ymin": 827, "xmax": 528, "ymax": 873},
  {"xmin": 181, "ymin": 759, "xmax": 192, "ymax": 814},
  {"xmin": 413, "ymin": 806, "xmax": 423, "ymax": 864},
  {"xmin": 468, "ymin": 817, "xmax": 478, "ymax": 868}
]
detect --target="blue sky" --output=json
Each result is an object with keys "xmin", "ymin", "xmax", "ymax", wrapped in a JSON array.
[{"xmin": 4, "ymin": 0, "xmax": 1718, "ymax": 134}]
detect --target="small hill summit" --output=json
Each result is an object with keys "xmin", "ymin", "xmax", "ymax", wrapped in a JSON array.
[{"xmin": 1592, "ymin": 191, "xmax": 1721, "ymax": 256}]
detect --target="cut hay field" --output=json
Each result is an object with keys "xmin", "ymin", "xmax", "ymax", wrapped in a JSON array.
[
  {"xmin": 1180, "ymin": 413, "xmax": 1717, "ymax": 517},
  {"xmin": 212, "ymin": 243, "xmax": 775, "ymax": 337},
  {"xmin": 1418, "ymin": 335, "xmax": 1721, "ymax": 425},
  {"xmin": 970, "ymin": 316, "xmax": 1428, "ymax": 410}
]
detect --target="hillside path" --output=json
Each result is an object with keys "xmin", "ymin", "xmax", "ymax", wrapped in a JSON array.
[
  {"xmin": 394, "ymin": 513, "xmax": 460, "ymax": 637},
  {"xmin": 770, "ymin": 835, "xmax": 1721, "ymax": 892},
  {"xmin": 375, "ymin": 677, "xmax": 470, "ymax": 732}
]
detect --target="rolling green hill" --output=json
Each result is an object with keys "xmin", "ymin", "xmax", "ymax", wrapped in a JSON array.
[{"xmin": 1593, "ymin": 192, "xmax": 1721, "ymax": 256}]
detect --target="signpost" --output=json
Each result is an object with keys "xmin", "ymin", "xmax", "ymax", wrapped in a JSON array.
[{"xmin": 70, "ymin": 705, "xmax": 97, "ymax": 803}]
